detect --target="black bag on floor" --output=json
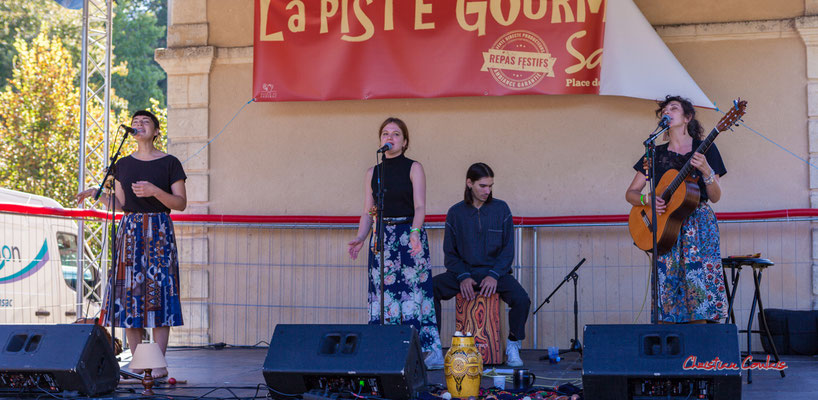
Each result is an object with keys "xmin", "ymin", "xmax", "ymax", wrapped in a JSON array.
[{"xmin": 760, "ymin": 309, "xmax": 818, "ymax": 355}]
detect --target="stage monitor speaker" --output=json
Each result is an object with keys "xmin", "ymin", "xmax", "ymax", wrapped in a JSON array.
[
  {"xmin": 263, "ymin": 324, "xmax": 427, "ymax": 400},
  {"xmin": 582, "ymin": 324, "xmax": 741, "ymax": 400},
  {"xmin": 0, "ymin": 324, "xmax": 119, "ymax": 396}
]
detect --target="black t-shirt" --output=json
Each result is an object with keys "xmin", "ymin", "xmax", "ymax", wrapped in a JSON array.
[
  {"xmin": 115, "ymin": 154, "xmax": 187, "ymax": 213},
  {"xmin": 370, "ymin": 153, "xmax": 415, "ymax": 217},
  {"xmin": 633, "ymin": 139, "xmax": 726, "ymax": 203}
]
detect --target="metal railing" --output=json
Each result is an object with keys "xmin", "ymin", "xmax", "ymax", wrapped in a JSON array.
[{"xmin": 1, "ymin": 204, "xmax": 814, "ymax": 353}]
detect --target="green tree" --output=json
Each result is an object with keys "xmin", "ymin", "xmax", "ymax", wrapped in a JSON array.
[
  {"xmin": 112, "ymin": 0, "xmax": 167, "ymax": 113},
  {"xmin": 1, "ymin": 0, "xmax": 168, "ymax": 114},
  {"xmin": 0, "ymin": 1, "xmax": 170, "ymax": 206},
  {"xmin": 0, "ymin": 0, "xmax": 81, "ymax": 87},
  {"xmin": 0, "ymin": 30, "xmax": 138, "ymax": 206},
  {"xmin": 0, "ymin": 32, "xmax": 81, "ymax": 205}
]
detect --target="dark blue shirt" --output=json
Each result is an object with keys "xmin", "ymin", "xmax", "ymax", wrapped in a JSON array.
[{"xmin": 443, "ymin": 199, "xmax": 514, "ymax": 282}]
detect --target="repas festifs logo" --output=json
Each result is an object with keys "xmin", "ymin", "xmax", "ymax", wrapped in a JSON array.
[{"xmin": 481, "ymin": 30, "xmax": 556, "ymax": 90}]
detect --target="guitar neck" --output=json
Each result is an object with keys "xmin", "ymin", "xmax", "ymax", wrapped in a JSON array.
[{"xmin": 660, "ymin": 127, "xmax": 720, "ymax": 201}]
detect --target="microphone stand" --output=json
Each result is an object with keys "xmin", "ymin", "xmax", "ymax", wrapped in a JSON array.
[
  {"xmin": 95, "ymin": 128, "xmax": 128, "ymax": 356},
  {"xmin": 375, "ymin": 150, "xmax": 387, "ymax": 325},
  {"xmin": 643, "ymin": 122, "xmax": 669, "ymax": 325},
  {"xmin": 533, "ymin": 258, "xmax": 585, "ymax": 359}
]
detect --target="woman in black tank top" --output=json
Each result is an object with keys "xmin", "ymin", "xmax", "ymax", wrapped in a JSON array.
[{"xmin": 347, "ymin": 117, "xmax": 443, "ymax": 369}]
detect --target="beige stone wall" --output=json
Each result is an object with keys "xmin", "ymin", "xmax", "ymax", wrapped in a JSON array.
[
  {"xmin": 160, "ymin": 0, "xmax": 818, "ymax": 346},
  {"xmin": 634, "ymin": 0, "xmax": 804, "ymax": 25},
  {"xmin": 198, "ymin": 1, "xmax": 810, "ymax": 216}
]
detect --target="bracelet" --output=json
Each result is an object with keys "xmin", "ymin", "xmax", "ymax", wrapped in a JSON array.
[
  {"xmin": 703, "ymin": 172, "xmax": 716, "ymax": 185},
  {"xmin": 640, "ymin": 194, "xmax": 646, "ymax": 206},
  {"xmin": 410, "ymin": 228, "xmax": 421, "ymax": 234}
]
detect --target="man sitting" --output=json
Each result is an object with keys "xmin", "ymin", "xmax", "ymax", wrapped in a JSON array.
[{"xmin": 426, "ymin": 163, "xmax": 531, "ymax": 368}]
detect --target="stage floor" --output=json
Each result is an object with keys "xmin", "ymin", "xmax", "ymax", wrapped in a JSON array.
[{"xmin": 2, "ymin": 347, "xmax": 816, "ymax": 399}]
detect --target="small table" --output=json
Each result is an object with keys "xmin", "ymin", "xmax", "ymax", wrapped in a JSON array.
[{"xmin": 721, "ymin": 256, "xmax": 786, "ymax": 383}]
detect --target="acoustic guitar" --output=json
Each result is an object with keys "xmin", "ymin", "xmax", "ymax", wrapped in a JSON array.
[{"xmin": 628, "ymin": 99, "xmax": 747, "ymax": 254}]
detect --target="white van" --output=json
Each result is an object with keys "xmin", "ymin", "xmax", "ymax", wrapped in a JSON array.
[{"xmin": 0, "ymin": 188, "xmax": 101, "ymax": 324}]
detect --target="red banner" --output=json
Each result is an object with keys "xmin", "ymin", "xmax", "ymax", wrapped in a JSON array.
[{"xmin": 253, "ymin": 0, "xmax": 606, "ymax": 101}]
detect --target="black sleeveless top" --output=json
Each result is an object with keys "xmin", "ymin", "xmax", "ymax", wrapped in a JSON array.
[{"xmin": 371, "ymin": 154, "xmax": 415, "ymax": 217}]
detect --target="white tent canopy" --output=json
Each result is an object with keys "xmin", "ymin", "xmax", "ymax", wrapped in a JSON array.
[{"xmin": 601, "ymin": 0, "xmax": 713, "ymax": 108}]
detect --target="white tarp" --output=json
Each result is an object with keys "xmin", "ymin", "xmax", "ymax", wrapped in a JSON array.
[{"xmin": 601, "ymin": 0, "xmax": 714, "ymax": 108}]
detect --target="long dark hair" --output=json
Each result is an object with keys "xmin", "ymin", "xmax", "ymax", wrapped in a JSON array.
[
  {"xmin": 656, "ymin": 95, "xmax": 703, "ymax": 139},
  {"xmin": 378, "ymin": 117, "xmax": 409, "ymax": 154},
  {"xmin": 464, "ymin": 162, "xmax": 494, "ymax": 205}
]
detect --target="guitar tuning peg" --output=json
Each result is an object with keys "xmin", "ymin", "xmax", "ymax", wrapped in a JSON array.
[{"xmin": 733, "ymin": 99, "xmax": 739, "ymax": 108}]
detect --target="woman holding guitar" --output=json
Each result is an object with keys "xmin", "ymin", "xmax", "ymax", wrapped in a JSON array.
[
  {"xmin": 347, "ymin": 117, "xmax": 443, "ymax": 369},
  {"xmin": 625, "ymin": 96, "xmax": 728, "ymax": 324}
]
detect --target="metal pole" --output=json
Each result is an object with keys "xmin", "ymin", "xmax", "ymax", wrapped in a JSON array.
[
  {"xmin": 75, "ymin": 0, "xmax": 91, "ymax": 320},
  {"xmin": 514, "ymin": 226, "xmax": 522, "ymax": 345},
  {"xmin": 532, "ymin": 227, "xmax": 538, "ymax": 349},
  {"xmin": 514, "ymin": 227, "xmax": 522, "ymax": 282},
  {"xmin": 77, "ymin": 0, "xmax": 113, "ymax": 323},
  {"xmin": 103, "ymin": 0, "xmax": 112, "ymax": 164}
]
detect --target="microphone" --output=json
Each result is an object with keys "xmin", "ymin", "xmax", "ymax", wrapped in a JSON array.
[
  {"xmin": 120, "ymin": 124, "xmax": 135, "ymax": 135},
  {"xmin": 644, "ymin": 115, "xmax": 671, "ymax": 146},
  {"xmin": 377, "ymin": 142, "xmax": 393, "ymax": 153}
]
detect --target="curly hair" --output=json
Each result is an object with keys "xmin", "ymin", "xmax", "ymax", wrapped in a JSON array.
[{"xmin": 655, "ymin": 95, "xmax": 703, "ymax": 139}]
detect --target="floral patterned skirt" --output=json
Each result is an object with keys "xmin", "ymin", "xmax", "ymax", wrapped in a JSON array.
[
  {"xmin": 368, "ymin": 223, "xmax": 441, "ymax": 353},
  {"xmin": 102, "ymin": 213, "xmax": 184, "ymax": 328},
  {"xmin": 656, "ymin": 203, "xmax": 727, "ymax": 323}
]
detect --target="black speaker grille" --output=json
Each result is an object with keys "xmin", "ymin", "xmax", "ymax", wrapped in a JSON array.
[
  {"xmin": 582, "ymin": 324, "xmax": 741, "ymax": 400},
  {"xmin": 263, "ymin": 324, "xmax": 427, "ymax": 400},
  {"xmin": 0, "ymin": 324, "xmax": 118, "ymax": 396}
]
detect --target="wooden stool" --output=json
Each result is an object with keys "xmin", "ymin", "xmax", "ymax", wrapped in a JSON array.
[{"xmin": 455, "ymin": 293, "xmax": 503, "ymax": 364}]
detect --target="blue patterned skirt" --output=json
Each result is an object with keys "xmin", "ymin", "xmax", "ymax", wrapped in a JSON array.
[
  {"xmin": 368, "ymin": 223, "xmax": 441, "ymax": 352},
  {"xmin": 103, "ymin": 213, "xmax": 184, "ymax": 328},
  {"xmin": 656, "ymin": 203, "xmax": 727, "ymax": 323}
]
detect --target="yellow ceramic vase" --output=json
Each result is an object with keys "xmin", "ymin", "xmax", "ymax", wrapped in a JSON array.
[{"xmin": 444, "ymin": 336, "xmax": 483, "ymax": 398}]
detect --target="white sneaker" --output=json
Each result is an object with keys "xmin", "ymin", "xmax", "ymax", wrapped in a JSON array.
[
  {"xmin": 506, "ymin": 339, "xmax": 523, "ymax": 367},
  {"xmin": 424, "ymin": 347, "xmax": 444, "ymax": 370}
]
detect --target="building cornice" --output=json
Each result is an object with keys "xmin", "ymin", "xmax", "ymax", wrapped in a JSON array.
[{"xmin": 656, "ymin": 18, "xmax": 797, "ymax": 43}]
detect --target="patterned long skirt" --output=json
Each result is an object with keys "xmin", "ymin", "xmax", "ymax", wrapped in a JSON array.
[
  {"xmin": 102, "ymin": 213, "xmax": 184, "ymax": 328},
  {"xmin": 656, "ymin": 203, "xmax": 727, "ymax": 323},
  {"xmin": 368, "ymin": 223, "xmax": 442, "ymax": 353}
]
